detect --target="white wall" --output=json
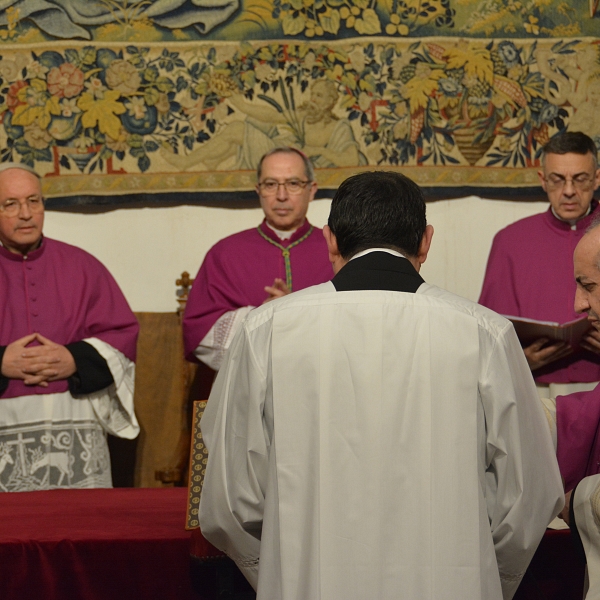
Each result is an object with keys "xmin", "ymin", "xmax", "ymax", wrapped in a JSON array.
[{"xmin": 43, "ymin": 196, "xmax": 549, "ymax": 312}]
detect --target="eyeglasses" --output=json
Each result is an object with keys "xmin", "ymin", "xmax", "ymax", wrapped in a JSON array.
[
  {"xmin": 258, "ymin": 179, "xmax": 311, "ymax": 195},
  {"xmin": 0, "ymin": 196, "xmax": 45, "ymax": 217},
  {"xmin": 543, "ymin": 174, "xmax": 596, "ymax": 191}
]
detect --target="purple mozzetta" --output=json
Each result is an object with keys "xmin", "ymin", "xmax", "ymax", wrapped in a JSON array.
[
  {"xmin": 183, "ymin": 219, "xmax": 332, "ymax": 361},
  {"xmin": 0, "ymin": 237, "xmax": 138, "ymax": 398}
]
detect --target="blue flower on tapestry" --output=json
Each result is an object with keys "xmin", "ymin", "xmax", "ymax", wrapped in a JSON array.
[
  {"xmin": 540, "ymin": 103, "xmax": 559, "ymax": 124},
  {"xmin": 497, "ymin": 41, "xmax": 520, "ymax": 67},
  {"xmin": 438, "ymin": 78, "xmax": 462, "ymax": 97}
]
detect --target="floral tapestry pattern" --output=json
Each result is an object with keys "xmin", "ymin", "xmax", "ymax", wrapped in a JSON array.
[{"xmin": 0, "ymin": 1, "xmax": 597, "ymax": 198}]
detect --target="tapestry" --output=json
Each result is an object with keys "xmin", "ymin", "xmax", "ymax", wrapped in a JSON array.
[{"xmin": 0, "ymin": 0, "xmax": 598, "ymax": 201}]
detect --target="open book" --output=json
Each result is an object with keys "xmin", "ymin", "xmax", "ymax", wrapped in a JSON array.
[{"xmin": 505, "ymin": 315, "xmax": 592, "ymax": 348}]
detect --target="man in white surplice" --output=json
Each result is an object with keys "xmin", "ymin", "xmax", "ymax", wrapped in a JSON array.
[{"xmin": 199, "ymin": 171, "xmax": 564, "ymax": 599}]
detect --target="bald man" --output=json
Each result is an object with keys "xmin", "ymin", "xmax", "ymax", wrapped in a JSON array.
[{"xmin": 0, "ymin": 163, "xmax": 139, "ymax": 491}]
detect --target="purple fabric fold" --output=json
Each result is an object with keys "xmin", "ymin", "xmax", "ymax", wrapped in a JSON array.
[{"xmin": 557, "ymin": 386, "xmax": 600, "ymax": 492}]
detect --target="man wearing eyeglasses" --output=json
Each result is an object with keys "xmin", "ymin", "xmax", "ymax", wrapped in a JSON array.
[
  {"xmin": 480, "ymin": 132, "xmax": 600, "ymax": 397},
  {"xmin": 183, "ymin": 147, "xmax": 333, "ymax": 370},
  {"xmin": 0, "ymin": 163, "xmax": 139, "ymax": 491}
]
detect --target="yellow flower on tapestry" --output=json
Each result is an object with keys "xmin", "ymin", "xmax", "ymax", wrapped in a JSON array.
[
  {"xmin": 60, "ymin": 98, "xmax": 81, "ymax": 118},
  {"xmin": 385, "ymin": 14, "xmax": 409, "ymax": 36},
  {"xmin": 23, "ymin": 122, "xmax": 52, "ymax": 149},
  {"xmin": 106, "ymin": 128, "xmax": 130, "ymax": 152},
  {"xmin": 208, "ymin": 72, "xmax": 237, "ymax": 97},
  {"xmin": 524, "ymin": 15, "xmax": 540, "ymax": 35},
  {"xmin": 12, "ymin": 79, "xmax": 61, "ymax": 130},
  {"xmin": 126, "ymin": 97, "xmax": 147, "ymax": 120},
  {"xmin": 0, "ymin": 6, "xmax": 20, "ymax": 40},
  {"xmin": 105, "ymin": 60, "xmax": 142, "ymax": 94},
  {"xmin": 77, "ymin": 89, "xmax": 126, "ymax": 141},
  {"xmin": 444, "ymin": 43, "xmax": 494, "ymax": 86},
  {"xmin": 27, "ymin": 61, "xmax": 49, "ymax": 80},
  {"xmin": 402, "ymin": 66, "xmax": 444, "ymax": 112}
]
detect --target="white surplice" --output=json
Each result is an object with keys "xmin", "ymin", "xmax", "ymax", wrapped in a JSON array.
[
  {"xmin": 572, "ymin": 475, "xmax": 600, "ymax": 599},
  {"xmin": 199, "ymin": 281, "xmax": 564, "ymax": 600},
  {"xmin": 0, "ymin": 338, "xmax": 138, "ymax": 491}
]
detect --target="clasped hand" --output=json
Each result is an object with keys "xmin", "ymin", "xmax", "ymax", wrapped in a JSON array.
[{"xmin": 1, "ymin": 333, "xmax": 76, "ymax": 387}]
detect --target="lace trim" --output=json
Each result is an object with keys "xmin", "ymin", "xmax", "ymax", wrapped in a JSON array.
[
  {"xmin": 499, "ymin": 569, "xmax": 526, "ymax": 582},
  {"xmin": 237, "ymin": 556, "xmax": 260, "ymax": 568}
]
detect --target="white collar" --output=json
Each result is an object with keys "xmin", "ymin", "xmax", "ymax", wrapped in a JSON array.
[
  {"xmin": 349, "ymin": 248, "xmax": 407, "ymax": 261},
  {"xmin": 551, "ymin": 204, "xmax": 592, "ymax": 228},
  {"xmin": 265, "ymin": 221, "xmax": 296, "ymax": 241}
]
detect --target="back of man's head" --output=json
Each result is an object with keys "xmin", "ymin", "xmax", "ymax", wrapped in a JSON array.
[
  {"xmin": 542, "ymin": 132, "xmax": 598, "ymax": 165},
  {"xmin": 328, "ymin": 171, "xmax": 426, "ymax": 259}
]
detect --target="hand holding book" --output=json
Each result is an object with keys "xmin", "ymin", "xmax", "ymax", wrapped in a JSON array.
[
  {"xmin": 580, "ymin": 327, "xmax": 600, "ymax": 354},
  {"xmin": 523, "ymin": 338, "xmax": 573, "ymax": 371},
  {"xmin": 505, "ymin": 315, "xmax": 592, "ymax": 371}
]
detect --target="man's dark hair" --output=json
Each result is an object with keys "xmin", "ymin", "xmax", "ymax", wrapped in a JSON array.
[
  {"xmin": 542, "ymin": 132, "xmax": 598, "ymax": 167},
  {"xmin": 328, "ymin": 171, "xmax": 427, "ymax": 259}
]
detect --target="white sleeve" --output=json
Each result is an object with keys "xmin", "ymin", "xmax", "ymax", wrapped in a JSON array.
[
  {"xmin": 480, "ymin": 324, "xmax": 564, "ymax": 600},
  {"xmin": 194, "ymin": 306, "xmax": 255, "ymax": 371},
  {"xmin": 82, "ymin": 337, "xmax": 139, "ymax": 439},
  {"xmin": 198, "ymin": 319, "xmax": 272, "ymax": 589},
  {"xmin": 572, "ymin": 474, "xmax": 600, "ymax": 597}
]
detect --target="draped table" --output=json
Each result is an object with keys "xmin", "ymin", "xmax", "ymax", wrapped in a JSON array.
[
  {"xmin": 0, "ymin": 487, "xmax": 195, "ymax": 600},
  {"xmin": 0, "ymin": 485, "xmax": 586, "ymax": 600}
]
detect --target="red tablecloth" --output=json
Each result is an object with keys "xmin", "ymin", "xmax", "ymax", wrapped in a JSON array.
[
  {"xmin": 0, "ymin": 487, "xmax": 195, "ymax": 600},
  {"xmin": 0, "ymin": 487, "xmax": 586, "ymax": 600},
  {"xmin": 514, "ymin": 528, "xmax": 585, "ymax": 600}
]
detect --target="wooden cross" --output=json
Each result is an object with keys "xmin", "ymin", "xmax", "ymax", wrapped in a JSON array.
[{"xmin": 176, "ymin": 271, "xmax": 194, "ymax": 316}]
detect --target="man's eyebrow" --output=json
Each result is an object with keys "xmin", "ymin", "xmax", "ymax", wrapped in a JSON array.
[
  {"xmin": 548, "ymin": 170, "xmax": 591, "ymax": 178},
  {"xmin": 2, "ymin": 195, "xmax": 40, "ymax": 201}
]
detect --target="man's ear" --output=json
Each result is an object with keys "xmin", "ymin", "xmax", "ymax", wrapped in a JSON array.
[
  {"xmin": 323, "ymin": 225, "xmax": 339, "ymax": 261},
  {"xmin": 416, "ymin": 224, "xmax": 434, "ymax": 268},
  {"xmin": 323, "ymin": 225, "xmax": 346, "ymax": 274},
  {"xmin": 538, "ymin": 168, "xmax": 548, "ymax": 192},
  {"xmin": 308, "ymin": 181, "xmax": 318, "ymax": 203}
]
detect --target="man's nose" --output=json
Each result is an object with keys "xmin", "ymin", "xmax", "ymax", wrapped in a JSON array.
[
  {"xmin": 18, "ymin": 201, "xmax": 32, "ymax": 218},
  {"xmin": 563, "ymin": 179, "xmax": 577, "ymax": 196},
  {"xmin": 275, "ymin": 183, "xmax": 288, "ymax": 200},
  {"xmin": 575, "ymin": 287, "xmax": 589, "ymax": 314}
]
